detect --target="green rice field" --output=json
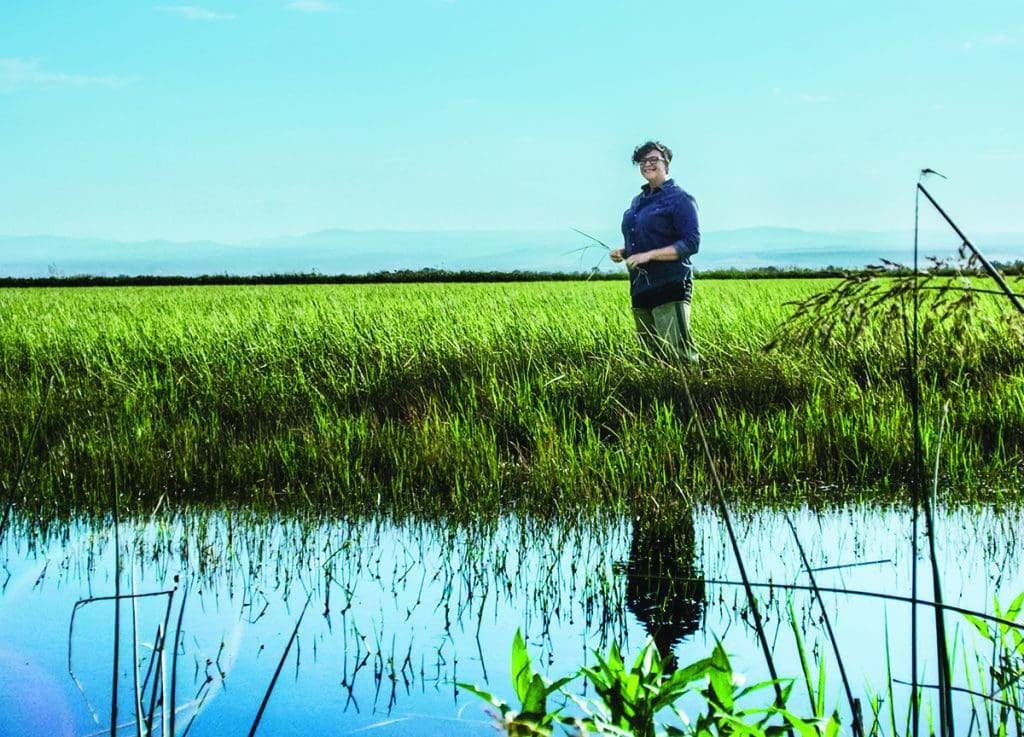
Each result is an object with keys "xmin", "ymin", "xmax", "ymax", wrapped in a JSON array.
[{"xmin": 1, "ymin": 277, "xmax": 1022, "ymax": 516}]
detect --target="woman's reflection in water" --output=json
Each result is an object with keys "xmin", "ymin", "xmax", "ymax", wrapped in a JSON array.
[{"xmin": 625, "ymin": 508, "xmax": 706, "ymax": 670}]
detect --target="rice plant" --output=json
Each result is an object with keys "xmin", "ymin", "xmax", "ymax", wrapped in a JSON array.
[{"xmin": 2, "ymin": 278, "xmax": 1021, "ymax": 517}]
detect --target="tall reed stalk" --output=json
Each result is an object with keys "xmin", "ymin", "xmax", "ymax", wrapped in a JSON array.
[
  {"xmin": 785, "ymin": 513, "xmax": 863, "ymax": 736},
  {"xmin": 109, "ymin": 415, "xmax": 122, "ymax": 736},
  {"xmin": 676, "ymin": 372, "xmax": 787, "ymax": 714}
]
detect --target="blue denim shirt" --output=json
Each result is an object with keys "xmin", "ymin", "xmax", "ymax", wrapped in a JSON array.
[{"xmin": 621, "ymin": 179, "xmax": 700, "ymax": 308}]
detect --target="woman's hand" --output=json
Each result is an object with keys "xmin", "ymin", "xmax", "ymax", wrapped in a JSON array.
[
  {"xmin": 625, "ymin": 251, "xmax": 652, "ymax": 268},
  {"xmin": 609, "ymin": 248, "xmax": 626, "ymax": 263},
  {"xmin": 626, "ymin": 245, "xmax": 678, "ymax": 268}
]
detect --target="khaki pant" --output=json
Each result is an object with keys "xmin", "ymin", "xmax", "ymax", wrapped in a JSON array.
[{"xmin": 633, "ymin": 300, "xmax": 700, "ymax": 370}]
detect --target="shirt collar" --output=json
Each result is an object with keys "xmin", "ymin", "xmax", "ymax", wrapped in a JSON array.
[{"xmin": 641, "ymin": 177, "xmax": 675, "ymax": 195}]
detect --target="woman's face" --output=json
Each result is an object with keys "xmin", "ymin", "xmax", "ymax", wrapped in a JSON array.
[{"xmin": 637, "ymin": 150, "xmax": 668, "ymax": 185}]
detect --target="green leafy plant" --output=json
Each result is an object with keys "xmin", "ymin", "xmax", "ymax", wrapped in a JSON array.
[
  {"xmin": 464, "ymin": 632, "xmax": 840, "ymax": 737},
  {"xmin": 575, "ymin": 639, "xmax": 710, "ymax": 737},
  {"xmin": 458, "ymin": 629, "xmax": 574, "ymax": 735},
  {"xmin": 962, "ymin": 591, "xmax": 1024, "ymax": 735},
  {"xmin": 689, "ymin": 641, "xmax": 841, "ymax": 737}
]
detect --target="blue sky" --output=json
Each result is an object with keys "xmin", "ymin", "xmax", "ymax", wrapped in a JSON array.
[{"xmin": 2, "ymin": 1, "xmax": 1022, "ymax": 244}]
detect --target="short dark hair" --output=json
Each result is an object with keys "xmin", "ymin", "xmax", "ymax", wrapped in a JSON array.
[{"xmin": 632, "ymin": 141, "xmax": 673, "ymax": 165}]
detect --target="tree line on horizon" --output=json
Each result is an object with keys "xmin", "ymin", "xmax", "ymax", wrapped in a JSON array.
[{"xmin": 3, "ymin": 261, "xmax": 1022, "ymax": 288}]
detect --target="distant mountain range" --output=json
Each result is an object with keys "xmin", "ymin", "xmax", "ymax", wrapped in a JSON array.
[{"xmin": 2, "ymin": 227, "xmax": 1021, "ymax": 278}]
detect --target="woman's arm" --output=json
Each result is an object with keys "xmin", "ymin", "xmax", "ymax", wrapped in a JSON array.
[
  {"xmin": 670, "ymin": 194, "xmax": 700, "ymax": 258},
  {"xmin": 625, "ymin": 244, "xmax": 678, "ymax": 267}
]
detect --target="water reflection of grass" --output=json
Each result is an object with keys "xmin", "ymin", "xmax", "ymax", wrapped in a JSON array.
[
  {"xmin": 1, "ymin": 278, "xmax": 1021, "ymax": 514},
  {"xmin": 4, "ymin": 508, "xmax": 644, "ymax": 733},
  {"xmin": 5, "ymin": 505, "xmax": 1024, "ymax": 734}
]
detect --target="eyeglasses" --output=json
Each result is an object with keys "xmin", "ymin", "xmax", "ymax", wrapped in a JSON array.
[{"xmin": 638, "ymin": 157, "xmax": 666, "ymax": 167}]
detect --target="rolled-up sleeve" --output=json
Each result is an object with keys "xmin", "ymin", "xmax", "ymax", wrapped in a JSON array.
[{"xmin": 670, "ymin": 195, "xmax": 700, "ymax": 258}]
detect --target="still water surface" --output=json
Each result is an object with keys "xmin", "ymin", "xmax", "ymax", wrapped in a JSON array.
[{"xmin": 1, "ymin": 503, "xmax": 1021, "ymax": 736}]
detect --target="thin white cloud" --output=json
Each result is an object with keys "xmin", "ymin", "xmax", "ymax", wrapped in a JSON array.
[
  {"xmin": 287, "ymin": 0, "xmax": 339, "ymax": 11},
  {"xmin": 799, "ymin": 93, "xmax": 833, "ymax": 104},
  {"xmin": 963, "ymin": 33, "xmax": 1016, "ymax": 50},
  {"xmin": 984, "ymin": 33, "xmax": 1016, "ymax": 45},
  {"xmin": 159, "ymin": 5, "xmax": 236, "ymax": 21},
  {"xmin": 0, "ymin": 58, "xmax": 131, "ymax": 92}
]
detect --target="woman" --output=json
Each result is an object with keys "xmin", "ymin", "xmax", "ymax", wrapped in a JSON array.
[{"xmin": 609, "ymin": 141, "xmax": 700, "ymax": 370}]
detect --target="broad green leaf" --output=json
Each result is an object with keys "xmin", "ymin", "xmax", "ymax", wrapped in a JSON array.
[
  {"xmin": 777, "ymin": 711, "xmax": 819, "ymax": 737},
  {"xmin": 546, "ymin": 675, "xmax": 575, "ymax": 694},
  {"xmin": 710, "ymin": 641, "xmax": 730, "ymax": 670},
  {"xmin": 563, "ymin": 692, "xmax": 606, "ymax": 722},
  {"xmin": 456, "ymin": 682, "xmax": 510, "ymax": 715},
  {"xmin": 707, "ymin": 665, "xmax": 735, "ymax": 712},
  {"xmin": 667, "ymin": 656, "xmax": 714, "ymax": 689},
  {"xmin": 624, "ymin": 672, "xmax": 641, "ymax": 700},
  {"xmin": 606, "ymin": 642, "xmax": 625, "ymax": 674},
  {"xmin": 521, "ymin": 673, "xmax": 548, "ymax": 716},
  {"xmin": 711, "ymin": 711, "xmax": 764, "ymax": 735},
  {"xmin": 633, "ymin": 640, "xmax": 657, "ymax": 676},
  {"xmin": 512, "ymin": 629, "xmax": 533, "ymax": 703},
  {"xmin": 779, "ymin": 680, "xmax": 794, "ymax": 706},
  {"xmin": 962, "ymin": 612, "xmax": 991, "ymax": 641},
  {"xmin": 1006, "ymin": 591, "xmax": 1024, "ymax": 622},
  {"xmin": 1010, "ymin": 628, "xmax": 1024, "ymax": 655},
  {"xmin": 737, "ymin": 678, "xmax": 790, "ymax": 702}
]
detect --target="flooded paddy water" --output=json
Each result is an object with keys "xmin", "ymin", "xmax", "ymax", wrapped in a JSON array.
[{"xmin": 2, "ymin": 501, "xmax": 1022, "ymax": 736}]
